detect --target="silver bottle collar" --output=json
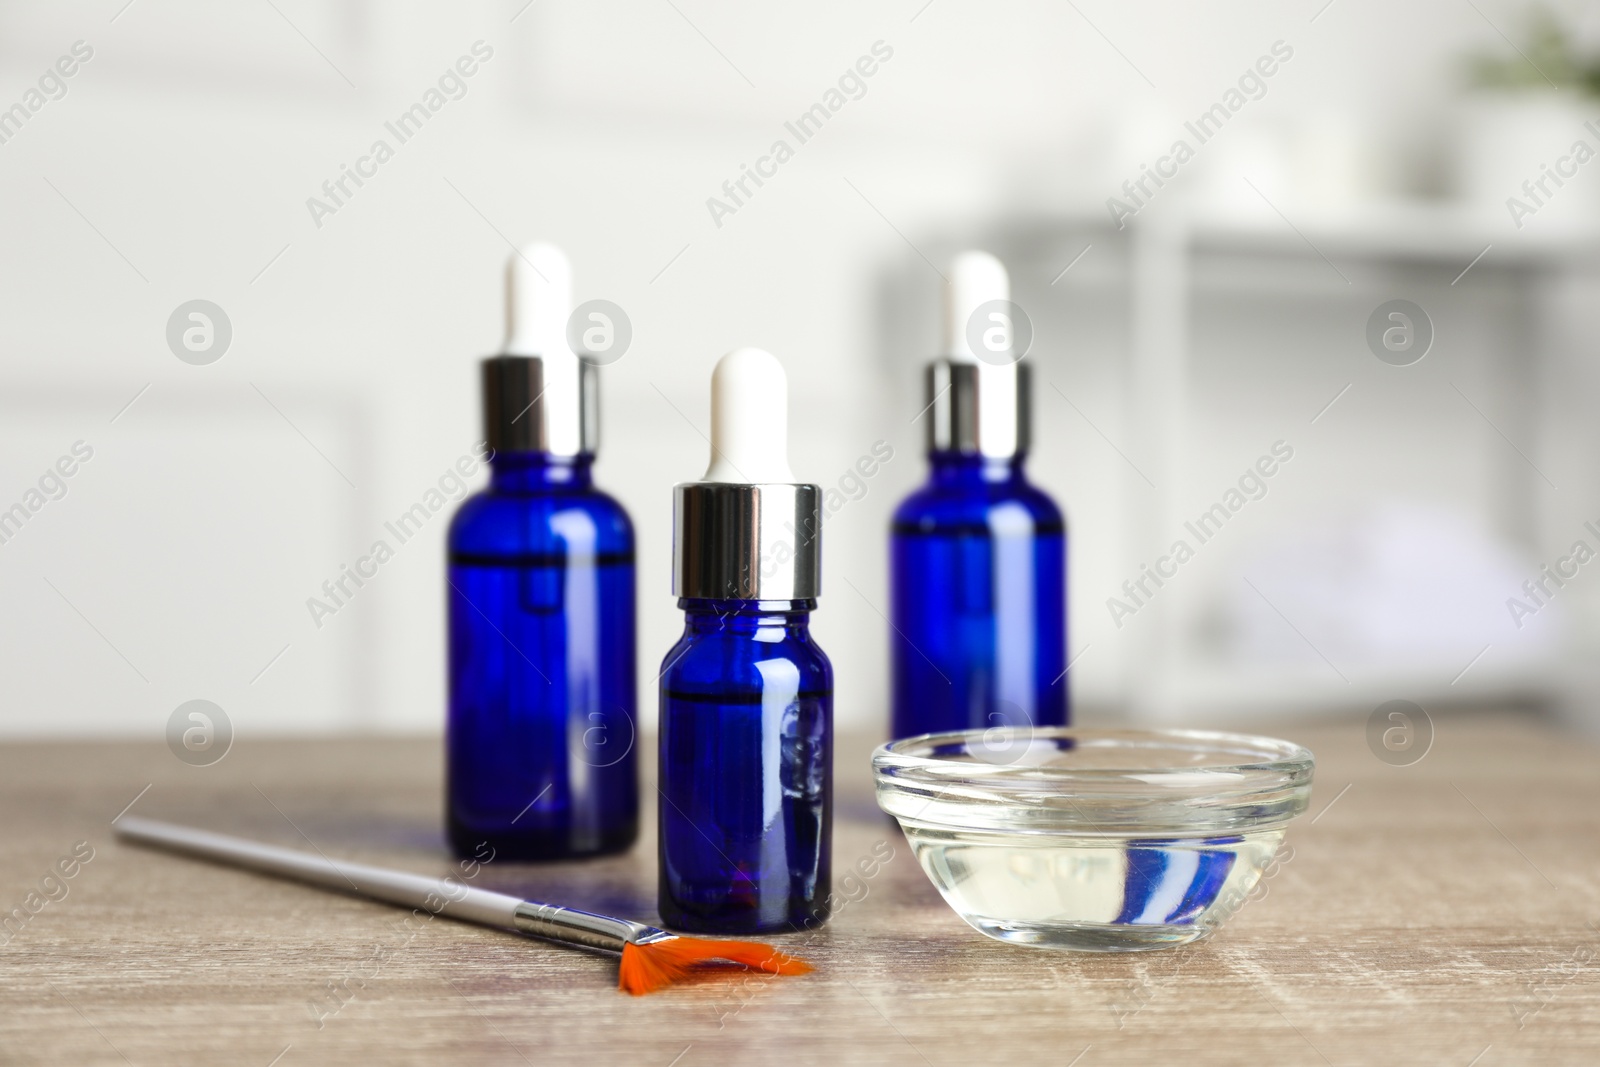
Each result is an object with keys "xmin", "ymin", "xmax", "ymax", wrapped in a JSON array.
[
  {"xmin": 482, "ymin": 355, "xmax": 599, "ymax": 456},
  {"xmin": 925, "ymin": 359, "xmax": 1032, "ymax": 457},
  {"xmin": 672, "ymin": 482, "xmax": 821, "ymax": 600}
]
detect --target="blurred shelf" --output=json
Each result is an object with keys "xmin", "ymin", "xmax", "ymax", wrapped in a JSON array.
[
  {"xmin": 976, "ymin": 199, "xmax": 1598, "ymax": 723},
  {"xmin": 1014, "ymin": 197, "xmax": 1600, "ymax": 265},
  {"xmin": 1187, "ymin": 200, "xmax": 1600, "ymax": 262}
]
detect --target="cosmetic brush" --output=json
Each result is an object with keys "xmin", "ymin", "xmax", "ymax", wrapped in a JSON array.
[{"xmin": 113, "ymin": 816, "xmax": 810, "ymax": 995}]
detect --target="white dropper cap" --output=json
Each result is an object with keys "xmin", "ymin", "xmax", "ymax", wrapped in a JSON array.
[
  {"xmin": 703, "ymin": 347, "xmax": 796, "ymax": 483},
  {"xmin": 941, "ymin": 250, "xmax": 1010, "ymax": 362},
  {"xmin": 504, "ymin": 242, "xmax": 572, "ymax": 357}
]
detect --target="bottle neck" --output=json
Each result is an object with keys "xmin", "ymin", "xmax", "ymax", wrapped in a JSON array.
[
  {"xmin": 679, "ymin": 599, "xmax": 815, "ymax": 637},
  {"xmin": 490, "ymin": 452, "xmax": 594, "ymax": 491},
  {"xmin": 926, "ymin": 451, "xmax": 1028, "ymax": 486}
]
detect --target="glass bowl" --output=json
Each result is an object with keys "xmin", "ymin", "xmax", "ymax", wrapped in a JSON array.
[{"xmin": 872, "ymin": 727, "xmax": 1314, "ymax": 951}]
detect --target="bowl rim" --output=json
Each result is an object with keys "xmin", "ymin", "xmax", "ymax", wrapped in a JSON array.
[
  {"xmin": 871, "ymin": 726, "xmax": 1315, "ymax": 831},
  {"xmin": 874, "ymin": 726, "xmax": 1313, "ymax": 781}
]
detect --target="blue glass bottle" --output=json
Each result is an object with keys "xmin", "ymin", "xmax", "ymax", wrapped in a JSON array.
[
  {"xmin": 890, "ymin": 447, "xmax": 1067, "ymax": 738},
  {"xmin": 447, "ymin": 449, "xmax": 637, "ymax": 860},
  {"xmin": 889, "ymin": 250, "xmax": 1068, "ymax": 739},
  {"xmin": 657, "ymin": 347, "xmax": 830, "ymax": 934},
  {"xmin": 658, "ymin": 599, "xmax": 832, "ymax": 933},
  {"xmin": 446, "ymin": 246, "xmax": 638, "ymax": 862}
]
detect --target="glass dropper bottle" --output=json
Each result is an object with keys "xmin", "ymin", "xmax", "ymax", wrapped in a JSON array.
[
  {"xmin": 446, "ymin": 243, "xmax": 638, "ymax": 861},
  {"xmin": 657, "ymin": 348, "xmax": 833, "ymax": 934},
  {"xmin": 889, "ymin": 251, "xmax": 1069, "ymax": 740}
]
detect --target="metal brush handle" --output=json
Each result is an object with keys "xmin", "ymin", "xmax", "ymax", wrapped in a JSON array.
[
  {"xmin": 512, "ymin": 902, "xmax": 669, "ymax": 952},
  {"xmin": 114, "ymin": 816, "xmax": 668, "ymax": 951}
]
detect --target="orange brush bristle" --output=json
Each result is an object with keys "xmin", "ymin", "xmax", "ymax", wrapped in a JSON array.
[{"xmin": 617, "ymin": 936, "xmax": 812, "ymax": 995}]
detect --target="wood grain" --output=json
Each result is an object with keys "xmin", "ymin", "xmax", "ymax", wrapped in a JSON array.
[{"xmin": 1, "ymin": 713, "xmax": 1597, "ymax": 1065}]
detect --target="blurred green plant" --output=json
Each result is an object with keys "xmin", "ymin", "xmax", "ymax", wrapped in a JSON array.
[{"xmin": 1465, "ymin": 6, "xmax": 1600, "ymax": 96}]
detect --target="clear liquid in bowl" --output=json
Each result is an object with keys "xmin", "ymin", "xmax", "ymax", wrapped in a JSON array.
[{"xmin": 905, "ymin": 824, "xmax": 1285, "ymax": 950}]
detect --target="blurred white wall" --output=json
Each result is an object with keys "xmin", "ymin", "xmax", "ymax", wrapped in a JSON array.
[{"xmin": 2, "ymin": 0, "xmax": 1599, "ymax": 737}]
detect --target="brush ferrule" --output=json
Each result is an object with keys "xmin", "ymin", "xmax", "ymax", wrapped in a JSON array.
[{"xmin": 512, "ymin": 901, "xmax": 667, "ymax": 952}]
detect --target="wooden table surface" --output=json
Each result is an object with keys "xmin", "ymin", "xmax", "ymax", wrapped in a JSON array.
[{"xmin": 2, "ymin": 712, "xmax": 1598, "ymax": 1066}]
